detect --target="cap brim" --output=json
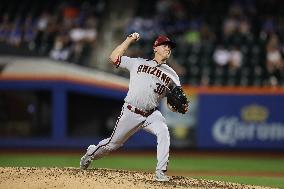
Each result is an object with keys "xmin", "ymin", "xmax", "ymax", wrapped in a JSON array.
[{"xmin": 158, "ymin": 41, "xmax": 176, "ymax": 49}]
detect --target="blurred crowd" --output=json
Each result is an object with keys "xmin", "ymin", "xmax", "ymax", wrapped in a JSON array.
[
  {"xmin": 0, "ymin": 0, "xmax": 105, "ymax": 65},
  {"xmin": 126, "ymin": 0, "xmax": 284, "ymax": 86},
  {"xmin": 0, "ymin": 0, "xmax": 284, "ymax": 86}
]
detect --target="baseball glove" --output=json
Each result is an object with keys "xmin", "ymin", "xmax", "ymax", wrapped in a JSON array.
[{"xmin": 166, "ymin": 86, "xmax": 189, "ymax": 114}]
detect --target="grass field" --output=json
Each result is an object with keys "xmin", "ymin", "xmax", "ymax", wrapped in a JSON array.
[{"xmin": 0, "ymin": 152, "xmax": 283, "ymax": 188}]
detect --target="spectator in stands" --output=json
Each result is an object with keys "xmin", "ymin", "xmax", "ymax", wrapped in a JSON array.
[
  {"xmin": 23, "ymin": 15, "xmax": 36, "ymax": 44},
  {"xmin": 213, "ymin": 45, "xmax": 230, "ymax": 67},
  {"xmin": 228, "ymin": 46, "xmax": 243, "ymax": 70},
  {"xmin": 68, "ymin": 16, "xmax": 97, "ymax": 65},
  {"xmin": 223, "ymin": 16, "xmax": 238, "ymax": 39},
  {"xmin": 8, "ymin": 16, "xmax": 22, "ymax": 47},
  {"xmin": 0, "ymin": 14, "xmax": 11, "ymax": 43},
  {"xmin": 239, "ymin": 18, "xmax": 251, "ymax": 36},
  {"xmin": 265, "ymin": 33, "xmax": 284, "ymax": 85},
  {"xmin": 49, "ymin": 35, "xmax": 71, "ymax": 61},
  {"xmin": 36, "ymin": 12, "xmax": 50, "ymax": 32},
  {"xmin": 33, "ymin": 12, "xmax": 52, "ymax": 54},
  {"xmin": 213, "ymin": 45, "xmax": 243, "ymax": 70}
]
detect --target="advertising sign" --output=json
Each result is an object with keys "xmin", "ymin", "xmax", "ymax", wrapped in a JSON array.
[{"xmin": 197, "ymin": 94, "xmax": 284, "ymax": 149}]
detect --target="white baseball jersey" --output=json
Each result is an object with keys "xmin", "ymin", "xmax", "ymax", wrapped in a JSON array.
[
  {"xmin": 118, "ymin": 56, "xmax": 181, "ymax": 110},
  {"xmin": 84, "ymin": 55, "xmax": 180, "ymax": 173}
]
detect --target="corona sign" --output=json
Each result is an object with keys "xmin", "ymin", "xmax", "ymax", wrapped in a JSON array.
[{"xmin": 197, "ymin": 94, "xmax": 284, "ymax": 149}]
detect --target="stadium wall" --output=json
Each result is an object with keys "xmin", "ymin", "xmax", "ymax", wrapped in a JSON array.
[{"xmin": 1, "ymin": 58, "xmax": 284, "ymax": 150}]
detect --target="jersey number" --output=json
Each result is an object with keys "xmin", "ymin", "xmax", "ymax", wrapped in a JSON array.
[{"xmin": 154, "ymin": 83, "xmax": 165, "ymax": 95}]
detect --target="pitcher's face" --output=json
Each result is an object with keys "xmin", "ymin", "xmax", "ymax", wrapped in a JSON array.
[{"xmin": 154, "ymin": 44, "xmax": 172, "ymax": 60}]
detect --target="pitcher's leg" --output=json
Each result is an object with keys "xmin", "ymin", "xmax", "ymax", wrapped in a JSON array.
[
  {"xmin": 86, "ymin": 138, "xmax": 111, "ymax": 160},
  {"xmin": 87, "ymin": 120, "xmax": 143, "ymax": 161},
  {"xmin": 143, "ymin": 111, "xmax": 170, "ymax": 172},
  {"xmin": 81, "ymin": 104, "xmax": 145, "ymax": 169}
]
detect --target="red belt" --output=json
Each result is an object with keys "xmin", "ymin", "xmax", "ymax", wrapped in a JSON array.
[{"xmin": 127, "ymin": 105, "xmax": 155, "ymax": 117}]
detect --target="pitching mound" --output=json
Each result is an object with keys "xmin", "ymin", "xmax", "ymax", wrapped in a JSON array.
[{"xmin": 0, "ymin": 167, "xmax": 275, "ymax": 189}]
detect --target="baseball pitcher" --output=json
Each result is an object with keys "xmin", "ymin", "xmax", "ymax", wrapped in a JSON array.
[{"xmin": 80, "ymin": 32, "xmax": 189, "ymax": 181}]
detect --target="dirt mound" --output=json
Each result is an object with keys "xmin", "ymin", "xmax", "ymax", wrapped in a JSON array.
[{"xmin": 0, "ymin": 167, "xmax": 276, "ymax": 189}]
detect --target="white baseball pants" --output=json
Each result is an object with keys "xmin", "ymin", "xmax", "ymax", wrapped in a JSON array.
[{"xmin": 86, "ymin": 103, "xmax": 170, "ymax": 172}]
